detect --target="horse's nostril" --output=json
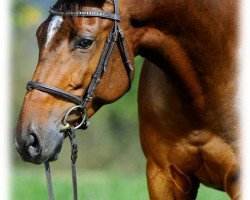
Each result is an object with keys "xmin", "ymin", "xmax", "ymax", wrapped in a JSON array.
[
  {"xmin": 26, "ymin": 133, "xmax": 41, "ymax": 158},
  {"xmin": 26, "ymin": 134, "xmax": 35, "ymax": 147}
]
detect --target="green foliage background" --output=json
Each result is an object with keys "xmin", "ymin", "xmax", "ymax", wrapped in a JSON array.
[{"xmin": 11, "ymin": 0, "xmax": 229, "ymax": 199}]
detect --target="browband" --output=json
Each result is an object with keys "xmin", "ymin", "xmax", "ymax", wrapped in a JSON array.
[{"xmin": 49, "ymin": 7, "xmax": 120, "ymax": 21}]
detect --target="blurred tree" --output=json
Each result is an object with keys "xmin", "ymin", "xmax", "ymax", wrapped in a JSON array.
[{"xmin": 12, "ymin": 1, "xmax": 41, "ymax": 29}]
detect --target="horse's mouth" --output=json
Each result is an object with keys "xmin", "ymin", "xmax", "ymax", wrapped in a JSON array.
[
  {"xmin": 19, "ymin": 144, "xmax": 63, "ymax": 165},
  {"xmin": 15, "ymin": 129, "xmax": 65, "ymax": 165}
]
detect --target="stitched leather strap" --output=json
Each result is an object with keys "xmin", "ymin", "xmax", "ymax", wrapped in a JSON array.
[
  {"xmin": 68, "ymin": 127, "xmax": 78, "ymax": 200},
  {"xmin": 81, "ymin": 22, "xmax": 119, "ymax": 107},
  {"xmin": 49, "ymin": 8, "xmax": 120, "ymax": 21},
  {"xmin": 26, "ymin": 81, "xmax": 83, "ymax": 105}
]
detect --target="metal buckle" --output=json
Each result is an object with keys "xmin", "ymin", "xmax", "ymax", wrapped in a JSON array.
[{"xmin": 62, "ymin": 105, "xmax": 88, "ymax": 130}]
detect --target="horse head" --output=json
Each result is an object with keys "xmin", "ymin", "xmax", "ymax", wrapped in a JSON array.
[{"xmin": 14, "ymin": 0, "xmax": 135, "ymax": 164}]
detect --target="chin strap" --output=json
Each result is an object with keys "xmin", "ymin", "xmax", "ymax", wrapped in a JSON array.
[{"xmin": 45, "ymin": 127, "xmax": 78, "ymax": 200}]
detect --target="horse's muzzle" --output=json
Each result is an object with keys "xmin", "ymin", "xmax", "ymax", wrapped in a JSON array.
[{"xmin": 14, "ymin": 127, "xmax": 64, "ymax": 164}]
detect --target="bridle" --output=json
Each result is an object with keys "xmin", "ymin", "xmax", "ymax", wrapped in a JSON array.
[
  {"xmin": 25, "ymin": 0, "xmax": 133, "ymax": 199},
  {"xmin": 27, "ymin": 0, "xmax": 133, "ymax": 130}
]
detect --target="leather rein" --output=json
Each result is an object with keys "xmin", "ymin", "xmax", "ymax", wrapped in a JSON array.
[{"xmin": 26, "ymin": 0, "xmax": 133, "ymax": 199}]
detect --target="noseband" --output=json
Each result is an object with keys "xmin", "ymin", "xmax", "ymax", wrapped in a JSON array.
[{"xmin": 26, "ymin": 0, "xmax": 133, "ymax": 199}]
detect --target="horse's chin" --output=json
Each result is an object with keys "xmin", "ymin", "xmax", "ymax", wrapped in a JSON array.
[
  {"xmin": 41, "ymin": 141, "xmax": 63, "ymax": 164},
  {"xmin": 48, "ymin": 151, "xmax": 61, "ymax": 162},
  {"xmin": 24, "ymin": 150, "xmax": 62, "ymax": 165}
]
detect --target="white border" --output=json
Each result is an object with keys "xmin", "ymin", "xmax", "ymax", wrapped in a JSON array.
[
  {"xmin": 0, "ymin": 0, "xmax": 248, "ymax": 200},
  {"xmin": 240, "ymin": 0, "xmax": 250, "ymax": 199},
  {"xmin": 0, "ymin": 0, "xmax": 10, "ymax": 200}
]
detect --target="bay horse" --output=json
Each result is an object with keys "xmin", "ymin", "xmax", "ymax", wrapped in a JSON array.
[{"xmin": 14, "ymin": 0, "xmax": 240, "ymax": 199}]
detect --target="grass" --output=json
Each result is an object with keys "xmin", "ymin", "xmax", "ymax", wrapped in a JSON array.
[{"xmin": 12, "ymin": 168, "xmax": 230, "ymax": 200}]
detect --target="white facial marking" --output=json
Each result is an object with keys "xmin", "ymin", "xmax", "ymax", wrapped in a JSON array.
[{"xmin": 45, "ymin": 16, "xmax": 63, "ymax": 48}]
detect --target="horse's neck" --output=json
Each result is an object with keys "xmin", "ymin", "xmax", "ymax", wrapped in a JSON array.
[
  {"xmin": 122, "ymin": 0, "xmax": 237, "ymax": 69},
  {"xmin": 121, "ymin": 0, "xmax": 238, "ymax": 118}
]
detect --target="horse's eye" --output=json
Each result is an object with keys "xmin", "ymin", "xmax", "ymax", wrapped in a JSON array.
[{"xmin": 76, "ymin": 38, "xmax": 94, "ymax": 49}]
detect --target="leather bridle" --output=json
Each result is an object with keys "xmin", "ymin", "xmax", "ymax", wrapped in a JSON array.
[{"xmin": 25, "ymin": 0, "xmax": 133, "ymax": 199}]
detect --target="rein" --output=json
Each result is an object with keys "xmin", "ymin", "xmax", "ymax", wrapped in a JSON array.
[{"xmin": 25, "ymin": 0, "xmax": 133, "ymax": 199}]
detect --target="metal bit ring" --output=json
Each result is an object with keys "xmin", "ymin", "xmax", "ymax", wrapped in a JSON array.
[{"xmin": 62, "ymin": 105, "xmax": 87, "ymax": 130}]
